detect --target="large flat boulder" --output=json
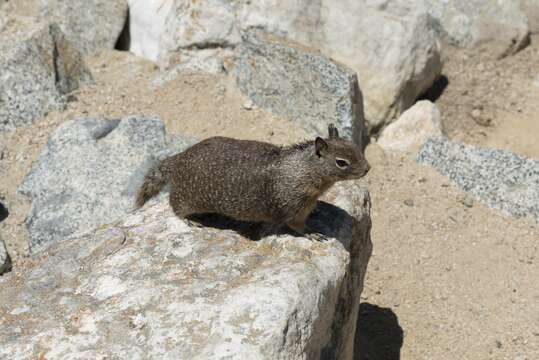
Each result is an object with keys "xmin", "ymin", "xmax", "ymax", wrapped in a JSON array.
[
  {"xmin": 0, "ymin": 182, "xmax": 372, "ymax": 360},
  {"xmin": 425, "ymin": 0, "xmax": 530, "ymax": 56},
  {"xmin": 127, "ymin": 0, "xmax": 172, "ymax": 61},
  {"xmin": 236, "ymin": 31, "xmax": 364, "ymax": 147},
  {"xmin": 127, "ymin": 0, "xmax": 441, "ymax": 130},
  {"xmin": 128, "ymin": 0, "xmax": 240, "ymax": 65},
  {"xmin": 0, "ymin": 18, "xmax": 91, "ymax": 132},
  {"xmin": 18, "ymin": 116, "xmax": 194, "ymax": 252},
  {"xmin": 0, "ymin": 0, "xmax": 128, "ymax": 55},
  {"xmin": 418, "ymin": 137, "xmax": 539, "ymax": 223}
]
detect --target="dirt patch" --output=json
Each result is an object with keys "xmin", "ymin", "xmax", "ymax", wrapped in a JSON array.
[
  {"xmin": 427, "ymin": 35, "xmax": 539, "ymax": 159},
  {"xmin": 362, "ymin": 144, "xmax": 539, "ymax": 359}
]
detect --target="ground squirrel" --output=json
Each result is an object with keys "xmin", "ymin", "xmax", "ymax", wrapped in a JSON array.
[{"xmin": 136, "ymin": 124, "xmax": 370, "ymax": 235}]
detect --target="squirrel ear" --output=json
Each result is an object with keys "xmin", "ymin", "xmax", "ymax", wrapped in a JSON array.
[
  {"xmin": 328, "ymin": 123, "xmax": 339, "ymax": 139},
  {"xmin": 315, "ymin": 137, "xmax": 328, "ymax": 157}
]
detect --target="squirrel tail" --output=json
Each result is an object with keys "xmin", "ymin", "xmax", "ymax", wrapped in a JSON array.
[{"xmin": 135, "ymin": 158, "xmax": 171, "ymax": 208}]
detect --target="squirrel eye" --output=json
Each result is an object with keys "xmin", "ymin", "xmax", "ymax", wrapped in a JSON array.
[{"xmin": 335, "ymin": 158, "xmax": 350, "ymax": 169}]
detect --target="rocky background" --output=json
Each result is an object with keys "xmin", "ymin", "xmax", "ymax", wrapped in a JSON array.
[{"xmin": 0, "ymin": 0, "xmax": 538, "ymax": 359}]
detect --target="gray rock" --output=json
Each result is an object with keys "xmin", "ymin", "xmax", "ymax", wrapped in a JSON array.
[
  {"xmin": 0, "ymin": 182, "xmax": 372, "ymax": 360},
  {"xmin": 418, "ymin": 137, "xmax": 539, "ymax": 223},
  {"xmin": 378, "ymin": 100, "xmax": 444, "ymax": 154},
  {"xmin": 425, "ymin": 0, "xmax": 530, "ymax": 56},
  {"xmin": 1, "ymin": 0, "xmax": 128, "ymax": 55},
  {"xmin": 18, "ymin": 115, "xmax": 193, "ymax": 252},
  {"xmin": 236, "ymin": 30, "xmax": 364, "ymax": 147},
  {"xmin": 157, "ymin": 134, "xmax": 198, "ymax": 160},
  {"xmin": 0, "ymin": 18, "xmax": 92, "ymax": 132}
]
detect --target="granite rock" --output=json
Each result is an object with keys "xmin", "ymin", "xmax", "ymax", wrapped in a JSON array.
[
  {"xmin": 425, "ymin": 0, "xmax": 530, "ymax": 56},
  {"xmin": 378, "ymin": 100, "xmax": 444, "ymax": 154},
  {"xmin": 238, "ymin": 0, "xmax": 442, "ymax": 130},
  {"xmin": 18, "ymin": 116, "xmax": 193, "ymax": 252},
  {"xmin": 127, "ymin": 0, "xmax": 172, "ymax": 62},
  {"xmin": 236, "ymin": 30, "xmax": 364, "ymax": 147},
  {"xmin": 0, "ymin": 19, "xmax": 91, "ymax": 132},
  {"xmin": 0, "ymin": 182, "xmax": 372, "ymax": 360},
  {"xmin": 1, "ymin": 0, "xmax": 128, "ymax": 55},
  {"xmin": 156, "ymin": 133, "xmax": 198, "ymax": 159},
  {"xmin": 418, "ymin": 137, "xmax": 539, "ymax": 223}
]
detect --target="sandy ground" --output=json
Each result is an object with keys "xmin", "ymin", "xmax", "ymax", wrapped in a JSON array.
[
  {"xmin": 0, "ymin": 37, "xmax": 538, "ymax": 359},
  {"xmin": 424, "ymin": 35, "xmax": 539, "ymax": 159},
  {"xmin": 359, "ymin": 148, "xmax": 539, "ymax": 359}
]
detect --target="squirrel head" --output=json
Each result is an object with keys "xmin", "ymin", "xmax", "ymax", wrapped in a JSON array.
[{"xmin": 314, "ymin": 124, "xmax": 370, "ymax": 181}]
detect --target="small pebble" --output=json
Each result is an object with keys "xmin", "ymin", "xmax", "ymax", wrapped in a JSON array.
[
  {"xmin": 457, "ymin": 194, "xmax": 474, "ymax": 208},
  {"xmin": 216, "ymin": 84, "xmax": 226, "ymax": 96},
  {"xmin": 404, "ymin": 199, "xmax": 414, "ymax": 207},
  {"xmin": 242, "ymin": 99, "xmax": 254, "ymax": 110},
  {"xmin": 471, "ymin": 108, "xmax": 481, "ymax": 119},
  {"xmin": 470, "ymin": 108, "xmax": 491, "ymax": 126}
]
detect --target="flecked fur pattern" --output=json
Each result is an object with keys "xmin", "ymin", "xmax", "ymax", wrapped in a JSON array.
[{"xmin": 136, "ymin": 124, "xmax": 370, "ymax": 234}]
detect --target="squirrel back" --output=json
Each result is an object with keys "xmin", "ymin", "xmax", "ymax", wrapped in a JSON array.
[{"xmin": 135, "ymin": 124, "xmax": 370, "ymax": 233}]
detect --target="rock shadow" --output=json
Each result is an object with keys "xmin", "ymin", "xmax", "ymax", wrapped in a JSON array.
[
  {"xmin": 186, "ymin": 200, "xmax": 354, "ymax": 242},
  {"xmin": 186, "ymin": 213, "xmax": 266, "ymax": 240},
  {"xmin": 418, "ymin": 75, "xmax": 449, "ymax": 102},
  {"xmin": 0, "ymin": 201, "xmax": 12, "ymax": 275},
  {"xmin": 114, "ymin": 7, "xmax": 131, "ymax": 51},
  {"xmin": 0, "ymin": 201, "xmax": 8, "ymax": 223},
  {"xmin": 354, "ymin": 303, "xmax": 404, "ymax": 360}
]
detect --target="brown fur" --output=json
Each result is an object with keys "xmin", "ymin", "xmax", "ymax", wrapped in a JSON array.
[{"xmin": 135, "ymin": 124, "xmax": 370, "ymax": 233}]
